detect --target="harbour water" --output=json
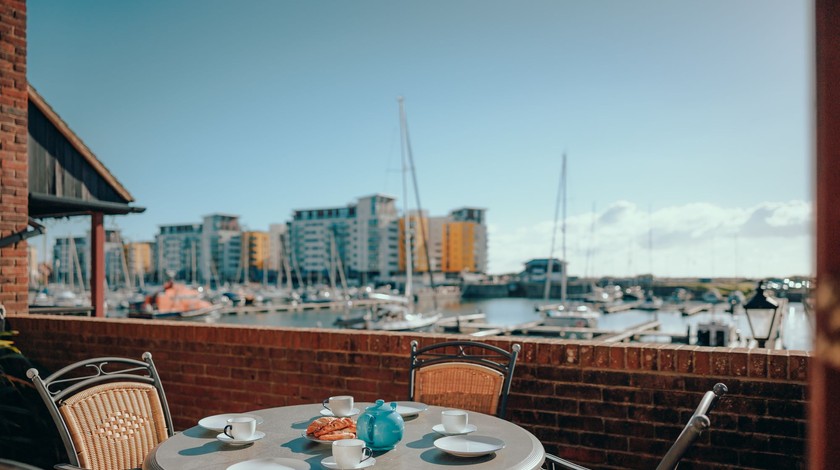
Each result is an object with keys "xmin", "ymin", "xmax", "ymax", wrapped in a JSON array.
[{"xmin": 181, "ymin": 297, "xmax": 813, "ymax": 351}]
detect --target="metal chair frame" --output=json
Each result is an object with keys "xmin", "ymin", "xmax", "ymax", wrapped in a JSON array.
[
  {"xmin": 543, "ymin": 383, "xmax": 728, "ymax": 470},
  {"xmin": 26, "ymin": 352, "xmax": 174, "ymax": 469},
  {"xmin": 409, "ymin": 340, "xmax": 520, "ymax": 418}
]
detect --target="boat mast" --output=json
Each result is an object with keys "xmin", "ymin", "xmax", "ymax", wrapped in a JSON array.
[
  {"xmin": 401, "ymin": 101, "xmax": 438, "ymax": 311},
  {"xmin": 398, "ymin": 97, "xmax": 413, "ymax": 312},
  {"xmin": 543, "ymin": 154, "xmax": 564, "ymax": 304},
  {"xmin": 560, "ymin": 153, "xmax": 568, "ymax": 303}
]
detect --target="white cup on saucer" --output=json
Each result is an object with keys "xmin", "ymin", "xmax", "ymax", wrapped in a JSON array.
[
  {"xmin": 323, "ymin": 395, "xmax": 354, "ymax": 417},
  {"xmin": 441, "ymin": 409, "xmax": 469, "ymax": 434},
  {"xmin": 224, "ymin": 416, "xmax": 256, "ymax": 440},
  {"xmin": 332, "ymin": 438, "xmax": 372, "ymax": 469}
]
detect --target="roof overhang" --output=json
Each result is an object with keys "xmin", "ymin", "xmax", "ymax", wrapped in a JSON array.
[{"xmin": 29, "ymin": 192, "xmax": 146, "ymax": 219}]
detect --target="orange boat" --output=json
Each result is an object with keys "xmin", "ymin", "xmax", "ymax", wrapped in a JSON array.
[{"xmin": 129, "ymin": 281, "xmax": 221, "ymax": 319}]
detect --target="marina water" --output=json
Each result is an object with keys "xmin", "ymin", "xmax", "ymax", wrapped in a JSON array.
[{"xmin": 175, "ymin": 297, "xmax": 812, "ymax": 351}]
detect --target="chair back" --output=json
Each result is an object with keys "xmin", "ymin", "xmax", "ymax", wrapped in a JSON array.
[
  {"xmin": 542, "ymin": 453, "xmax": 591, "ymax": 470},
  {"xmin": 409, "ymin": 340, "xmax": 520, "ymax": 418},
  {"xmin": 26, "ymin": 352, "xmax": 173, "ymax": 470},
  {"xmin": 655, "ymin": 383, "xmax": 728, "ymax": 470}
]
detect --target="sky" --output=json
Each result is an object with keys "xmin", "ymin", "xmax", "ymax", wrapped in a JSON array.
[{"xmin": 26, "ymin": 0, "xmax": 813, "ymax": 278}]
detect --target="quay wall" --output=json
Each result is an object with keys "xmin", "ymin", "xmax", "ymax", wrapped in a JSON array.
[{"xmin": 10, "ymin": 315, "xmax": 808, "ymax": 470}]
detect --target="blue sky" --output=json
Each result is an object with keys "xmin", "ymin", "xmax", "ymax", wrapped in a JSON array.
[{"xmin": 27, "ymin": 0, "xmax": 812, "ymax": 277}]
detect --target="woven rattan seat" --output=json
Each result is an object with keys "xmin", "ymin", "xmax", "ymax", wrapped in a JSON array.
[
  {"xmin": 409, "ymin": 340, "xmax": 520, "ymax": 418},
  {"xmin": 27, "ymin": 352, "xmax": 173, "ymax": 470}
]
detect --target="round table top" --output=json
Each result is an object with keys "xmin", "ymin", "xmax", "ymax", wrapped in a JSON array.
[{"xmin": 144, "ymin": 403, "xmax": 545, "ymax": 470}]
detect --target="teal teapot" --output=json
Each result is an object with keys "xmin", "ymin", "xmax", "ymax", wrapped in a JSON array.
[{"xmin": 356, "ymin": 399, "xmax": 405, "ymax": 451}]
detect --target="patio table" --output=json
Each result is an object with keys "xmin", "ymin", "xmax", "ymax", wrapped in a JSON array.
[{"xmin": 143, "ymin": 403, "xmax": 545, "ymax": 470}]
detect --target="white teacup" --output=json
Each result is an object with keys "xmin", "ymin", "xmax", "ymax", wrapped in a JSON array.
[
  {"xmin": 323, "ymin": 395, "xmax": 354, "ymax": 417},
  {"xmin": 441, "ymin": 409, "xmax": 469, "ymax": 434},
  {"xmin": 223, "ymin": 416, "xmax": 256, "ymax": 440},
  {"xmin": 332, "ymin": 438, "xmax": 372, "ymax": 469}
]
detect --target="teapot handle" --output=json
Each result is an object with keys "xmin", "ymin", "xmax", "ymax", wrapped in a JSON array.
[{"xmin": 358, "ymin": 413, "xmax": 376, "ymax": 444}]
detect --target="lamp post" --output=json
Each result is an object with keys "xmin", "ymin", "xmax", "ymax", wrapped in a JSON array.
[{"xmin": 743, "ymin": 280, "xmax": 781, "ymax": 348}]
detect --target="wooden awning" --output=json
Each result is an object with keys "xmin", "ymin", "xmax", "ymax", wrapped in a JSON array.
[{"xmin": 27, "ymin": 85, "xmax": 145, "ymax": 218}]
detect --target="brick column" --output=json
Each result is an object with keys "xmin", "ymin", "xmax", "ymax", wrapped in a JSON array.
[
  {"xmin": 0, "ymin": 0, "xmax": 28, "ymax": 314},
  {"xmin": 811, "ymin": 0, "xmax": 840, "ymax": 468}
]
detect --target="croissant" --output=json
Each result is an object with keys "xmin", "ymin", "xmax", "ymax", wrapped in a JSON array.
[{"xmin": 306, "ymin": 416, "xmax": 356, "ymax": 439}]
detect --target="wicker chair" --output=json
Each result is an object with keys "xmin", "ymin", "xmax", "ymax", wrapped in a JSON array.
[
  {"xmin": 26, "ymin": 352, "xmax": 174, "ymax": 470},
  {"xmin": 409, "ymin": 340, "xmax": 520, "ymax": 418},
  {"xmin": 542, "ymin": 383, "xmax": 728, "ymax": 470}
]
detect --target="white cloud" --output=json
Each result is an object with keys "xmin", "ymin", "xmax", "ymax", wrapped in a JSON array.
[{"xmin": 488, "ymin": 200, "xmax": 813, "ymax": 278}]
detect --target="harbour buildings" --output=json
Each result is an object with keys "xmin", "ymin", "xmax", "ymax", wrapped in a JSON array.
[
  {"xmin": 288, "ymin": 194, "xmax": 399, "ymax": 284},
  {"xmin": 48, "ymin": 197, "xmax": 489, "ymax": 287},
  {"xmin": 242, "ymin": 230, "xmax": 269, "ymax": 280},
  {"xmin": 52, "ymin": 235, "xmax": 88, "ymax": 286},
  {"xmin": 155, "ymin": 223, "xmax": 201, "ymax": 283},
  {"xmin": 124, "ymin": 241, "xmax": 153, "ymax": 285},
  {"xmin": 399, "ymin": 207, "xmax": 488, "ymax": 274}
]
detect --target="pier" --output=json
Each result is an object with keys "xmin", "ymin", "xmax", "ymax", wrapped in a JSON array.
[
  {"xmin": 680, "ymin": 303, "xmax": 713, "ymax": 316},
  {"xmin": 219, "ymin": 298, "xmax": 387, "ymax": 315},
  {"xmin": 601, "ymin": 300, "xmax": 643, "ymax": 314},
  {"xmin": 438, "ymin": 313, "xmax": 663, "ymax": 342}
]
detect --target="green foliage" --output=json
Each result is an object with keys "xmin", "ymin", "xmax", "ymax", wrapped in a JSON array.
[{"xmin": 0, "ymin": 328, "xmax": 64, "ymax": 467}]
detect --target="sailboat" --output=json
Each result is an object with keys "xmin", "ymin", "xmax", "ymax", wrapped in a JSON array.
[
  {"xmin": 362, "ymin": 97, "xmax": 442, "ymax": 331},
  {"xmin": 536, "ymin": 154, "xmax": 599, "ymax": 331}
]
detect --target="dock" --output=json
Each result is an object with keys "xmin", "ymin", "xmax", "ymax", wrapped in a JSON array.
[
  {"xmin": 438, "ymin": 313, "xmax": 663, "ymax": 342},
  {"xmin": 680, "ymin": 303, "xmax": 713, "ymax": 316},
  {"xmin": 516, "ymin": 320, "xmax": 661, "ymax": 342},
  {"xmin": 601, "ymin": 300, "xmax": 643, "ymax": 314},
  {"xmin": 437, "ymin": 313, "xmax": 543, "ymax": 337},
  {"xmin": 220, "ymin": 298, "xmax": 387, "ymax": 315}
]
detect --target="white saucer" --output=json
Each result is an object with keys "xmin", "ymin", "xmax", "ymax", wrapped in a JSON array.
[
  {"xmin": 434, "ymin": 435, "xmax": 505, "ymax": 457},
  {"xmin": 432, "ymin": 423, "xmax": 477, "ymax": 436},
  {"xmin": 227, "ymin": 458, "xmax": 308, "ymax": 470},
  {"xmin": 394, "ymin": 401, "xmax": 428, "ymax": 417},
  {"xmin": 216, "ymin": 430, "xmax": 265, "ymax": 446},
  {"xmin": 321, "ymin": 407, "xmax": 361, "ymax": 417},
  {"xmin": 302, "ymin": 432, "xmax": 338, "ymax": 445},
  {"xmin": 321, "ymin": 456, "xmax": 376, "ymax": 469},
  {"xmin": 199, "ymin": 413, "xmax": 264, "ymax": 432}
]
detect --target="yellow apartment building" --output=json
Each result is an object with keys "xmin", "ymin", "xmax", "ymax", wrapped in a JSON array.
[
  {"xmin": 242, "ymin": 230, "xmax": 269, "ymax": 275},
  {"xmin": 125, "ymin": 241, "xmax": 153, "ymax": 281},
  {"xmin": 399, "ymin": 207, "xmax": 487, "ymax": 274}
]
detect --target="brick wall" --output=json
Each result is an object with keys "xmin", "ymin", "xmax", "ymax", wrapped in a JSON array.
[
  {"xmin": 10, "ymin": 315, "xmax": 808, "ymax": 469},
  {"xmin": 0, "ymin": 0, "xmax": 28, "ymax": 314}
]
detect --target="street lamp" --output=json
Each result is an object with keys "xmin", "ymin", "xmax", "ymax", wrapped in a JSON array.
[{"xmin": 743, "ymin": 280, "xmax": 781, "ymax": 348}]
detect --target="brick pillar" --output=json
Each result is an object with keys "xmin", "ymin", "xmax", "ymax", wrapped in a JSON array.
[{"xmin": 0, "ymin": 0, "xmax": 27, "ymax": 314}]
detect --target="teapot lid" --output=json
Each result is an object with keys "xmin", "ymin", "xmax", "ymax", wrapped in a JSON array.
[{"xmin": 366, "ymin": 399, "xmax": 397, "ymax": 411}]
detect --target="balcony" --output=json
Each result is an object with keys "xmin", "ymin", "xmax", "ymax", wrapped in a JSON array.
[{"xmin": 7, "ymin": 314, "xmax": 807, "ymax": 469}]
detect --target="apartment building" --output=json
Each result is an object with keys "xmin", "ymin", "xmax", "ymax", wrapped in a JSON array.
[
  {"xmin": 52, "ymin": 236, "xmax": 88, "ymax": 286},
  {"xmin": 289, "ymin": 194, "xmax": 399, "ymax": 283},
  {"xmin": 200, "ymin": 214, "xmax": 242, "ymax": 285},
  {"xmin": 125, "ymin": 241, "xmax": 153, "ymax": 285},
  {"xmin": 242, "ymin": 230, "xmax": 269, "ymax": 281},
  {"xmin": 446, "ymin": 207, "xmax": 488, "ymax": 273},
  {"xmin": 399, "ymin": 207, "xmax": 488, "ymax": 275},
  {"xmin": 155, "ymin": 223, "xmax": 202, "ymax": 283}
]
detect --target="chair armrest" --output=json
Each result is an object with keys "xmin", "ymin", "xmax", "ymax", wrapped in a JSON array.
[
  {"xmin": 544, "ymin": 453, "xmax": 592, "ymax": 470},
  {"xmin": 54, "ymin": 465, "xmax": 87, "ymax": 470}
]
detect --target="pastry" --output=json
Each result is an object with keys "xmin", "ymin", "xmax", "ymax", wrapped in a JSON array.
[
  {"xmin": 306, "ymin": 417, "xmax": 334, "ymax": 436},
  {"xmin": 306, "ymin": 416, "xmax": 356, "ymax": 439},
  {"xmin": 318, "ymin": 430, "xmax": 356, "ymax": 441}
]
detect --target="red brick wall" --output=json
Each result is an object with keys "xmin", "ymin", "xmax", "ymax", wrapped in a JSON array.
[
  {"xmin": 10, "ymin": 315, "xmax": 807, "ymax": 469},
  {"xmin": 0, "ymin": 0, "xmax": 28, "ymax": 314}
]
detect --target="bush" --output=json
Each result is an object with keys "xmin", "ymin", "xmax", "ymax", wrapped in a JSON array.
[{"xmin": 0, "ymin": 316, "xmax": 65, "ymax": 467}]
